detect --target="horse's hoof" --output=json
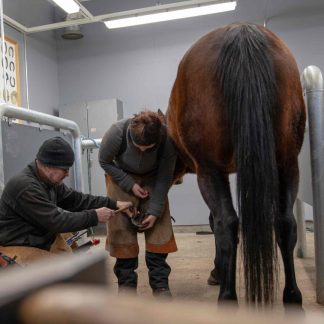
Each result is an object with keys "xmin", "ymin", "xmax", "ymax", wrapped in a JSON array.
[
  {"xmin": 218, "ymin": 292, "xmax": 238, "ymax": 305},
  {"xmin": 283, "ymin": 287, "xmax": 302, "ymax": 305},
  {"xmin": 207, "ymin": 274, "xmax": 220, "ymax": 286}
]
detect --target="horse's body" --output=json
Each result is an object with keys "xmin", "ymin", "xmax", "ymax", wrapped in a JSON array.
[{"xmin": 167, "ymin": 23, "xmax": 305, "ymax": 306}]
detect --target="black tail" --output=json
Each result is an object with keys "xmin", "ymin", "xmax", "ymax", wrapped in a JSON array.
[{"xmin": 217, "ymin": 24, "xmax": 278, "ymax": 304}]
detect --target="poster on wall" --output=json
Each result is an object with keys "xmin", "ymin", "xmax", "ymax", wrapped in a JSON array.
[{"xmin": 0, "ymin": 36, "xmax": 21, "ymax": 107}]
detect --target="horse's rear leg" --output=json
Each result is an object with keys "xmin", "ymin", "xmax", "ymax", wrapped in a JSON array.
[
  {"xmin": 276, "ymin": 162, "xmax": 302, "ymax": 307},
  {"xmin": 207, "ymin": 212, "xmax": 220, "ymax": 285},
  {"xmin": 197, "ymin": 169, "xmax": 239, "ymax": 303}
]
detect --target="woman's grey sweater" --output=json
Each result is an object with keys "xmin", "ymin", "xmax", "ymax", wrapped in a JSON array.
[{"xmin": 99, "ymin": 119, "xmax": 177, "ymax": 218}]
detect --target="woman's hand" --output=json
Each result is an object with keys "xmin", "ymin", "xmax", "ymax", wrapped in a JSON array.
[
  {"xmin": 141, "ymin": 215, "xmax": 157, "ymax": 230},
  {"xmin": 132, "ymin": 183, "xmax": 149, "ymax": 199}
]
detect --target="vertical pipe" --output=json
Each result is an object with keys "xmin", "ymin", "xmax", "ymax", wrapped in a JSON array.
[
  {"xmin": 86, "ymin": 106, "xmax": 92, "ymax": 194},
  {"xmin": 295, "ymin": 198, "xmax": 307, "ymax": 258},
  {"xmin": 72, "ymin": 136, "xmax": 83, "ymax": 192},
  {"xmin": 301, "ymin": 65, "xmax": 324, "ymax": 304}
]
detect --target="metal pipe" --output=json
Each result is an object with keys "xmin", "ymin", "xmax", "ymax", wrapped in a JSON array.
[
  {"xmin": 80, "ymin": 137, "xmax": 101, "ymax": 196},
  {"xmin": 81, "ymin": 138, "xmax": 102, "ymax": 150},
  {"xmin": 74, "ymin": 0, "xmax": 95, "ymax": 20},
  {"xmin": 295, "ymin": 198, "xmax": 307, "ymax": 258},
  {"xmin": 3, "ymin": 14, "xmax": 28, "ymax": 33},
  {"xmin": 301, "ymin": 65, "xmax": 324, "ymax": 304},
  {"xmin": 0, "ymin": 101, "xmax": 84, "ymax": 194}
]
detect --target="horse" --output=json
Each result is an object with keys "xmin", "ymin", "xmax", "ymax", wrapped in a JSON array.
[{"xmin": 167, "ymin": 22, "xmax": 305, "ymax": 306}]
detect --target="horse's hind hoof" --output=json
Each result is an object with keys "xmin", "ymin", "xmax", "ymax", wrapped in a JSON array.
[
  {"xmin": 218, "ymin": 292, "xmax": 238, "ymax": 306},
  {"xmin": 218, "ymin": 298, "xmax": 239, "ymax": 308},
  {"xmin": 283, "ymin": 287, "xmax": 302, "ymax": 305}
]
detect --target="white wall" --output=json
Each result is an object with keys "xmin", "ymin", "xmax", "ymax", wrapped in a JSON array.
[{"xmin": 26, "ymin": 33, "xmax": 60, "ymax": 115}]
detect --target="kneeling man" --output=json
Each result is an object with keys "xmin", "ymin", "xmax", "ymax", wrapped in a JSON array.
[{"xmin": 0, "ymin": 137, "xmax": 131, "ymax": 263}]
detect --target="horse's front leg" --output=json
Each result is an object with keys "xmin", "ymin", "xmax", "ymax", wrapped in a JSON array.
[
  {"xmin": 276, "ymin": 162, "xmax": 302, "ymax": 308},
  {"xmin": 197, "ymin": 168, "xmax": 239, "ymax": 303}
]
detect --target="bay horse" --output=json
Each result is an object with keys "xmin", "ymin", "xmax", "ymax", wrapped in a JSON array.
[{"xmin": 167, "ymin": 23, "xmax": 305, "ymax": 306}]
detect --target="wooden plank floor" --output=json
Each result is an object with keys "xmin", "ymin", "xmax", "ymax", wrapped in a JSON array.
[{"xmin": 96, "ymin": 226, "xmax": 324, "ymax": 315}]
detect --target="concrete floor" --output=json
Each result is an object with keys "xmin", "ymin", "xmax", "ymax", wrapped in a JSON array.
[{"xmin": 94, "ymin": 225, "xmax": 324, "ymax": 315}]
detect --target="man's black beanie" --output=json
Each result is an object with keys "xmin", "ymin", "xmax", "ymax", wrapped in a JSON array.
[{"xmin": 36, "ymin": 137, "xmax": 75, "ymax": 168}]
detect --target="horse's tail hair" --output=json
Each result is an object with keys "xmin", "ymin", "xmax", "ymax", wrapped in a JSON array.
[{"xmin": 217, "ymin": 24, "xmax": 278, "ymax": 304}]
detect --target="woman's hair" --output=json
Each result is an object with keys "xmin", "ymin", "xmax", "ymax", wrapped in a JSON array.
[{"xmin": 129, "ymin": 111, "xmax": 164, "ymax": 146}]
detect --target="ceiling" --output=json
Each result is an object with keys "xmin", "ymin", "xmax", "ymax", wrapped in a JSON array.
[
  {"xmin": 3, "ymin": 0, "xmax": 226, "ymax": 34},
  {"xmin": 3, "ymin": 0, "xmax": 324, "ymax": 35}
]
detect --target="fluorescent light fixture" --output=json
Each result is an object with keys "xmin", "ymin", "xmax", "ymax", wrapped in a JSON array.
[
  {"xmin": 104, "ymin": 1, "xmax": 236, "ymax": 29},
  {"xmin": 51, "ymin": 0, "xmax": 80, "ymax": 14}
]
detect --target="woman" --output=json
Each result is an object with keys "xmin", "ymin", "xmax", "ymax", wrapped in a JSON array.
[{"xmin": 99, "ymin": 111, "xmax": 177, "ymax": 297}]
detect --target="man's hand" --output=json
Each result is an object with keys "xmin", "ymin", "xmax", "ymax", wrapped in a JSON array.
[
  {"xmin": 96, "ymin": 207, "xmax": 115, "ymax": 223},
  {"xmin": 132, "ymin": 183, "xmax": 149, "ymax": 199},
  {"xmin": 141, "ymin": 215, "xmax": 157, "ymax": 230}
]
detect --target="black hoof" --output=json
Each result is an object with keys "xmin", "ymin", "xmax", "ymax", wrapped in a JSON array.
[
  {"xmin": 218, "ymin": 292, "xmax": 238, "ymax": 306},
  {"xmin": 283, "ymin": 287, "xmax": 302, "ymax": 305}
]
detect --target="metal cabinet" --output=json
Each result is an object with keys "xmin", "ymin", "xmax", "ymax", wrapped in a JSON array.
[{"xmin": 60, "ymin": 99, "xmax": 123, "ymax": 195}]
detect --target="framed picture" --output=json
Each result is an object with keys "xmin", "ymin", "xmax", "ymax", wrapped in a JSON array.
[{"xmin": 0, "ymin": 36, "xmax": 21, "ymax": 106}]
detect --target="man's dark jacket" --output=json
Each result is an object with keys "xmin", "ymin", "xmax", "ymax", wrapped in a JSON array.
[{"xmin": 0, "ymin": 162, "xmax": 117, "ymax": 250}]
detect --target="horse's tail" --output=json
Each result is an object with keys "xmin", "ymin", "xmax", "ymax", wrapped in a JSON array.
[{"xmin": 217, "ymin": 24, "xmax": 278, "ymax": 304}]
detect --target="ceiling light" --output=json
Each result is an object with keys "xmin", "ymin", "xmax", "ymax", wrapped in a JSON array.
[
  {"xmin": 51, "ymin": 0, "xmax": 80, "ymax": 14},
  {"xmin": 104, "ymin": 1, "xmax": 236, "ymax": 29}
]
